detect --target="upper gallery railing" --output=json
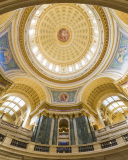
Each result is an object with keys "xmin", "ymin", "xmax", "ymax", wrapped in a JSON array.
[
  {"xmin": 0, "ymin": 118, "xmax": 33, "ymax": 140},
  {"xmin": 0, "ymin": 118, "xmax": 128, "ymax": 158},
  {"xmin": 95, "ymin": 118, "xmax": 128, "ymax": 141},
  {"xmin": 59, "ymin": 132, "xmax": 68, "ymax": 136},
  {"xmin": 0, "ymin": 130, "xmax": 127, "ymax": 158}
]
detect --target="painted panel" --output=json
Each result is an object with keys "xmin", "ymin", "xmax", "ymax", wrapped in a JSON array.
[
  {"xmin": 110, "ymin": 34, "xmax": 128, "ymax": 70},
  {"xmin": 51, "ymin": 90, "xmax": 77, "ymax": 103},
  {"xmin": 0, "ymin": 32, "xmax": 19, "ymax": 71}
]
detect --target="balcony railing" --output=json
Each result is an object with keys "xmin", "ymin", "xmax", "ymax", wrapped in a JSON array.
[
  {"xmin": 0, "ymin": 130, "xmax": 127, "ymax": 158},
  {"xmin": 57, "ymin": 147, "xmax": 71, "ymax": 153},
  {"xmin": 79, "ymin": 145, "xmax": 94, "ymax": 152},
  {"xmin": 59, "ymin": 132, "xmax": 68, "ymax": 136},
  {"xmin": 97, "ymin": 119, "xmax": 128, "ymax": 133},
  {"xmin": 110, "ymin": 120, "xmax": 127, "ymax": 129},
  {"xmin": 123, "ymin": 133, "xmax": 128, "ymax": 142},
  {"xmin": 34, "ymin": 145, "xmax": 49, "ymax": 152},
  {"xmin": 1, "ymin": 121, "xmax": 19, "ymax": 129},
  {"xmin": 101, "ymin": 139, "xmax": 117, "ymax": 149},
  {"xmin": 0, "ymin": 133, "xmax": 5, "ymax": 142},
  {"xmin": 95, "ymin": 118, "xmax": 128, "ymax": 141},
  {"xmin": 10, "ymin": 139, "xmax": 27, "ymax": 149},
  {"xmin": 0, "ymin": 118, "xmax": 33, "ymax": 141},
  {"xmin": 0, "ymin": 118, "xmax": 128, "ymax": 158},
  {"xmin": 98, "ymin": 128, "xmax": 106, "ymax": 133}
]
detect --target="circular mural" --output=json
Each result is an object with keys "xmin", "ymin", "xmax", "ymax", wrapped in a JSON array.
[
  {"xmin": 58, "ymin": 93, "xmax": 69, "ymax": 102},
  {"xmin": 58, "ymin": 28, "xmax": 70, "ymax": 42}
]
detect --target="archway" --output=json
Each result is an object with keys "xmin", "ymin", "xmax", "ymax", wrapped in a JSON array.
[{"xmin": 59, "ymin": 119, "xmax": 69, "ymax": 133}]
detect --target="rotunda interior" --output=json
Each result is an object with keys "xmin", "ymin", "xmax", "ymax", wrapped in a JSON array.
[{"xmin": 0, "ymin": 2, "xmax": 128, "ymax": 160}]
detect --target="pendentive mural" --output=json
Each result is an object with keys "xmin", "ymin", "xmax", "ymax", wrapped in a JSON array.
[
  {"xmin": 110, "ymin": 33, "xmax": 128, "ymax": 70},
  {"xmin": 51, "ymin": 90, "xmax": 77, "ymax": 103},
  {"xmin": 0, "ymin": 32, "xmax": 19, "ymax": 71}
]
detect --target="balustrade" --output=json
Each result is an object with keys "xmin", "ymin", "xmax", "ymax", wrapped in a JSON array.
[
  {"xmin": 59, "ymin": 132, "xmax": 68, "ymax": 136},
  {"xmin": 110, "ymin": 120, "xmax": 127, "ymax": 129},
  {"xmin": 79, "ymin": 145, "xmax": 94, "ymax": 152},
  {"xmin": 21, "ymin": 128, "xmax": 31, "ymax": 133},
  {"xmin": 123, "ymin": 133, "xmax": 128, "ymax": 142},
  {"xmin": 98, "ymin": 128, "xmax": 106, "ymax": 133},
  {"xmin": 101, "ymin": 139, "xmax": 117, "ymax": 149},
  {"xmin": 0, "ymin": 119, "xmax": 128, "ymax": 157},
  {"xmin": 97, "ymin": 119, "xmax": 128, "ymax": 134},
  {"xmin": 10, "ymin": 139, "xmax": 27, "ymax": 149},
  {"xmin": 0, "ymin": 119, "xmax": 33, "ymax": 141},
  {"xmin": 34, "ymin": 145, "xmax": 49, "ymax": 152},
  {"xmin": 0, "ymin": 133, "xmax": 5, "ymax": 142},
  {"xmin": 1, "ymin": 121, "xmax": 18, "ymax": 129},
  {"xmin": 57, "ymin": 147, "xmax": 71, "ymax": 153}
]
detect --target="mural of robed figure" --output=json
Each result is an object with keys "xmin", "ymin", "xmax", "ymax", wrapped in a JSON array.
[{"xmin": 0, "ymin": 48, "xmax": 11, "ymax": 64}]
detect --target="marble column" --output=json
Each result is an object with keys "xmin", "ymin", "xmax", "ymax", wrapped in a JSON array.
[
  {"xmin": 80, "ymin": 115, "xmax": 87, "ymax": 144},
  {"xmin": 52, "ymin": 114, "xmax": 58, "ymax": 145},
  {"xmin": 81, "ymin": 113, "xmax": 93, "ymax": 144},
  {"xmin": 34, "ymin": 115, "xmax": 44, "ymax": 143},
  {"xmin": 75, "ymin": 113, "xmax": 83, "ymax": 144},
  {"xmin": 69, "ymin": 114, "xmax": 75, "ymax": 145},
  {"xmin": 73, "ymin": 117, "xmax": 78, "ymax": 145},
  {"xmin": 37, "ymin": 115, "xmax": 47, "ymax": 143},
  {"xmin": 34, "ymin": 111, "xmax": 48, "ymax": 143},
  {"xmin": 44, "ymin": 114, "xmax": 52, "ymax": 144},
  {"xmin": 49, "ymin": 114, "xmax": 54, "ymax": 145},
  {"xmin": 31, "ymin": 115, "xmax": 40, "ymax": 142},
  {"xmin": 81, "ymin": 111, "xmax": 96, "ymax": 143},
  {"xmin": 87, "ymin": 115, "xmax": 96, "ymax": 142}
]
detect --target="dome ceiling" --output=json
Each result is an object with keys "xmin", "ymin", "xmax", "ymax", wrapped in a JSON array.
[
  {"xmin": 27, "ymin": 4, "xmax": 101, "ymax": 76},
  {"xmin": 31, "ymin": 4, "xmax": 91, "ymax": 64},
  {"xmin": 18, "ymin": 4, "xmax": 109, "ymax": 83}
]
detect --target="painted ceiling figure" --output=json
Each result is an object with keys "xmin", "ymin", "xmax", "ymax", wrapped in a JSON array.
[
  {"xmin": 58, "ymin": 93, "xmax": 69, "ymax": 102},
  {"xmin": 0, "ymin": 48, "xmax": 11, "ymax": 64},
  {"xmin": 58, "ymin": 28, "xmax": 70, "ymax": 42}
]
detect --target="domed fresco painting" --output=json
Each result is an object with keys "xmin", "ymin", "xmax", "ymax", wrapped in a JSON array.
[
  {"xmin": 110, "ymin": 33, "xmax": 128, "ymax": 70},
  {"xmin": 0, "ymin": 32, "xmax": 19, "ymax": 71}
]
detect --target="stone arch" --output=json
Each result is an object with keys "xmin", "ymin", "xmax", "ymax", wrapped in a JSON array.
[
  {"xmin": 81, "ymin": 77, "xmax": 118, "ymax": 108},
  {"xmin": 1, "ymin": 0, "xmax": 128, "ymax": 16}
]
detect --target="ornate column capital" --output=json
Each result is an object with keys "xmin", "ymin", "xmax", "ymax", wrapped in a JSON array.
[
  {"xmin": 74, "ymin": 113, "xmax": 80, "ymax": 118},
  {"xmin": 37, "ymin": 113, "xmax": 41, "ymax": 118},
  {"xmin": 41, "ymin": 110, "xmax": 48, "ymax": 117},
  {"xmin": 81, "ymin": 110, "xmax": 90, "ymax": 118},
  {"xmin": 55, "ymin": 114, "xmax": 59, "ymax": 119},
  {"xmin": 49, "ymin": 113, "xmax": 53, "ymax": 118},
  {"xmin": 86, "ymin": 112, "xmax": 90, "ymax": 118},
  {"xmin": 68, "ymin": 114, "xmax": 73, "ymax": 118},
  {"xmin": 81, "ymin": 110, "xmax": 87, "ymax": 117}
]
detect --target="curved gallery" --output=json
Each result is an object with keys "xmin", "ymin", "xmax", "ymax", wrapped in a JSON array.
[{"xmin": 0, "ymin": 2, "xmax": 128, "ymax": 160}]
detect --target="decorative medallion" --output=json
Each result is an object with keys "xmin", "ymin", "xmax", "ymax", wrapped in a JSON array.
[
  {"xmin": 58, "ymin": 92, "xmax": 69, "ymax": 102},
  {"xmin": 58, "ymin": 28, "xmax": 70, "ymax": 42}
]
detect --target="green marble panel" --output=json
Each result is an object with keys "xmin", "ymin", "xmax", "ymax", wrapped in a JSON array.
[
  {"xmin": 44, "ymin": 117, "xmax": 52, "ymax": 144},
  {"xmin": 75, "ymin": 117, "xmax": 83, "ymax": 144},
  {"xmin": 70, "ymin": 118, "xmax": 75, "ymax": 145},
  {"xmin": 52, "ymin": 118, "xmax": 58, "ymax": 145}
]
